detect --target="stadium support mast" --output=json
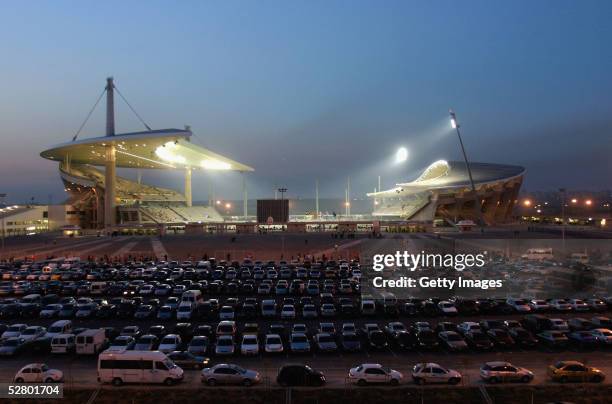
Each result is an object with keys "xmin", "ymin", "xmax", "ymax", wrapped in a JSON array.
[{"xmin": 104, "ymin": 77, "xmax": 116, "ymax": 228}]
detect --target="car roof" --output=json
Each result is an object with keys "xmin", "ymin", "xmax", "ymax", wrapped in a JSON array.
[{"xmin": 485, "ymin": 361, "xmax": 511, "ymax": 366}]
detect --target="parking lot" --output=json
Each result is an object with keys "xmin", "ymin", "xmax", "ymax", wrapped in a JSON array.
[{"xmin": 0, "ymin": 233, "xmax": 611, "ymax": 391}]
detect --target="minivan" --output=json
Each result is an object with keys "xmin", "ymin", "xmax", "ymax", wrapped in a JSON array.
[{"xmin": 98, "ymin": 350, "xmax": 184, "ymax": 386}]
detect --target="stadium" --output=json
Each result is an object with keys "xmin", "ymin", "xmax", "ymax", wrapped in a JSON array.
[
  {"xmin": 39, "ymin": 78, "xmax": 253, "ymax": 233},
  {"xmin": 368, "ymin": 159, "xmax": 525, "ymax": 224},
  {"xmin": 33, "ymin": 78, "xmax": 527, "ymax": 236}
]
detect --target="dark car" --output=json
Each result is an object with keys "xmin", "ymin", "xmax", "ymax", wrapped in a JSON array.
[
  {"xmin": 367, "ymin": 330, "xmax": 388, "ymax": 349},
  {"xmin": 148, "ymin": 325, "xmax": 166, "ymax": 339},
  {"xmin": 166, "ymin": 350, "xmax": 210, "ymax": 370},
  {"xmin": 568, "ymin": 331, "xmax": 598, "ymax": 349},
  {"xmin": 340, "ymin": 332, "xmax": 361, "ymax": 352},
  {"xmin": 58, "ymin": 304, "xmax": 76, "ymax": 318},
  {"xmin": 96, "ymin": 304, "xmax": 117, "ymax": 319},
  {"xmin": 277, "ymin": 364, "xmax": 325, "ymax": 387},
  {"xmin": 464, "ymin": 331, "xmax": 494, "ymax": 350},
  {"xmin": 414, "ymin": 329, "xmax": 439, "ymax": 350},
  {"xmin": 394, "ymin": 330, "xmax": 414, "ymax": 350},
  {"xmin": 508, "ymin": 327, "xmax": 538, "ymax": 348}
]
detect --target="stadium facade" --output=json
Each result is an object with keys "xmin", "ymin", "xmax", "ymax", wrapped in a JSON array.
[
  {"xmin": 40, "ymin": 78, "xmax": 253, "ymax": 230},
  {"xmin": 367, "ymin": 160, "xmax": 525, "ymax": 224}
]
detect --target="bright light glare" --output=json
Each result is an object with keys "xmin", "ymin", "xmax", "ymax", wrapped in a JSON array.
[
  {"xmin": 225, "ymin": 203, "xmax": 231, "ymax": 209},
  {"xmin": 201, "ymin": 159, "xmax": 232, "ymax": 170},
  {"xmin": 450, "ymin": 118, "xmax": 457, "ymax": 129},
  {"xmin": 585, "ymin": 199, "xmax": 592, "ymax": 206},
  {"xmin": 523, "ymin": 199, "xmax": 531, "ymax": 207},
  {"xmin": 395, "ymin": 147, "xmax": 408, "ymax": 164},
  {"xmin": 155, "ymin": 143, "xmax": 186, "ymax": 164},
  {"xmin": 571, "ymin": 198, "xmax": 578, "ymax": 204}
]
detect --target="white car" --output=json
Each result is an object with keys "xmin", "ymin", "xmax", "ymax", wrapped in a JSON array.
[
  {"xmin": 412, "ymin": 363, "xmax": 462, "ymax": 385},
  {"xmin": 529, "ymin": 299, "xmax": 550, "ymax": 311},
  {"xmin": 550, "ymin": 299, "xmax": 572, "ymax": 312},
  {"xmin": 14, "ymin": 363, "xmax": 63, "ymax": 383},
  {"xmin": 219, "ymin": 306, "xmax": 235, "ymax": 320},
  {"xmin": 264, "ymin": 334, "xmax": 284, "ymax": 353},
  {"xmin": 438, "ymin": 301, "xmax": 458, "ymax": 315},
  {"xmin": 569, "ymin": 299, "xmax": 589, "ymax": 312},
  {"xmin": 506, "ymin": 298, "xmax": 531, "ymax": 313},
  {"xmin": 158, "ymin": 334, "xmax": 182, "ymax": 353},
  {"xmin": 1, "ymin": 324, "xmax": 27, "ymax": 339},
  {"xmin": 280, "ymin": 305, "xmax": 296, "ymax": 319},
  {"xmin": 20, "ymin": 326, "xmax": 46, "ymax": 342},
  {"xmin": 240, "ymin": 334, "xmax": 259, "ymax": 355},
  {"xmin": 348, "ymin": 363, "xmax": 402, "ymax": 386}
]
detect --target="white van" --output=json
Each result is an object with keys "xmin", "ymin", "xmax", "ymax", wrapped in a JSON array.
[
  {"xmin": 181, "ymin": 290, "xmax": 203, "ymax": 305},
  {"xmin": 51, "ymin": 333, "xmax": 76, "ymax": 354},
  {"xmin": 76, "ymin": 329, "xmax": 107, "ymax": 354},
  {"xmin": 45, "ymin": 320, "xmax": 73, "ymax": 339},
  {"xmin": 98, "ymin": 350, "xmax": 184, "ymax": 386}
]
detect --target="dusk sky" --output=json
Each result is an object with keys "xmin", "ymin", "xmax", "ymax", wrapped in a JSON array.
[{"xmin": 1, "ymin": 1, "xmax": 611, "ymax": 204}]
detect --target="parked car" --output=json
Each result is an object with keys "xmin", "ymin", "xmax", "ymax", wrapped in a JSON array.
[
  {"xmin": 348, "ymin": 363, "xmax": 403, "ymax": 386},
  {"xmin": 277, "ymin": 364, "xmax": 325, "ymax": 386},
  {"xmin": 167, "ymin": 351, "xmax": 209, "ymax": 370},
  {"xmin": 412, "ymin": 363, "xmax": 462, "ymax": 385},
  {"xmin": 14, "ymin": 363, "xmax": 63, "ymax": 383},
  {"xmin": 480, "ymin": 361, "xmax": 534, "ymax": 383},
  {"xmin": 548, "ymin": 361, "xmax": 605, "ymax": 383},
  {"xmin": 201, "ymin": 364, "xmax": 260, "ymax": 386}
]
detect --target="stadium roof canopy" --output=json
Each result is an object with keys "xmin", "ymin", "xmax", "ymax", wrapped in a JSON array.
[
  {"xmin": 40, "ymin": 129, "xmax": 254, "ymax": 172},
  {"xmin": 368, "ymin": 160, "xmax": 525, "ymax": 197}
]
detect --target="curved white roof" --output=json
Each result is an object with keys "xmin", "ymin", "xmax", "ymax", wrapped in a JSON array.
[
  {"xmin": 40, "ymin": 129, "xmax": 253, "ymax": 172},
  {"xmin": 368, "ymin": 160, "xmax": 524, "ymax": 197}
]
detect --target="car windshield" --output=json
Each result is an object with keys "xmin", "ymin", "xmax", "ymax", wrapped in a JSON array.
[
  {"xmin": 5, "ymin": 339, "xmax": 20, "ymax": 346},
  {"xmin": 218, "ymin": 338, "xmax": 232, "ymax": 346},
  {"xmin": 22, "ymin": 328, "xmax": 38, "ymax": 335},
  {"xmin": 267, "ymin": 337, "xmax": 281, "ymax": 344},
  {"xmin": 191, "ymin": 338, "xmax": 206, "ymax": 346},
  {"xmin": 292, "ymin": 336, "xmax": 307, "ymax": 343},
  {"xmin": 41, "ymin": 364, "xmax": 48, "ymax": 371},
  {"xmin": 164, "ymin": 359, "xmax": 176, "ymax": 369},
  {"xmin": 161, "ymin": 337, "xmax": 176, "ymax": 344},
  {"xmin": 114, "ymin": 339, "xmax": 129, "ymax": 346}
]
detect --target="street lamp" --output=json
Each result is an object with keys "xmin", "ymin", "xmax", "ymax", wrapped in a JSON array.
[
  {"xmin": 449, "ymin": 109, "xmax": 483, "ymax": 229},
  {"xmin": 559, "ymin": 188, "xmax": 566, "ymax": 252}
]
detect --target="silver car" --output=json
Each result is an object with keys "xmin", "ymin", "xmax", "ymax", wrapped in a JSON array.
[
  {"xmin": 215, "ymin": 335, "xmax": 235, "ymax": 355},
  {"xmin": 289, "ymin": 333, "xmax": 311, "ymax": 353},
  {"xmin": 201, "ymin": 364, "xmax": 260, "ymax": 386}
]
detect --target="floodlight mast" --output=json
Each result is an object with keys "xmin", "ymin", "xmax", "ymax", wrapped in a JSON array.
[{"xmin": 449, "ymin": 109, "xmax": 483, "ymax": 229}]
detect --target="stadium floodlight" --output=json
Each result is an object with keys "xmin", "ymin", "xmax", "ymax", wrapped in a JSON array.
[
  {"xmin": 395, "ymin": 147, "xmax": 408, "ymax": 164},
  {"xmin": 201, "ymin": 159, "xmax": 232, "ymax": 170},
  {"xmin": 155, "ymin": 143, "xmax": 186, "ymax": 164},
  {"xmin": 450, "ymin": 110, "xmax": 459, "ymax": 129}
]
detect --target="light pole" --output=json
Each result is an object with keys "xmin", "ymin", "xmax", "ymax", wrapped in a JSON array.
[
  {"xmin": 450, "ymin": 109, "xmax": 483, "ymax": 230},
  {"xmin": 559, "ymin": 188, "xmax": 566, "ymax": 253}
]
